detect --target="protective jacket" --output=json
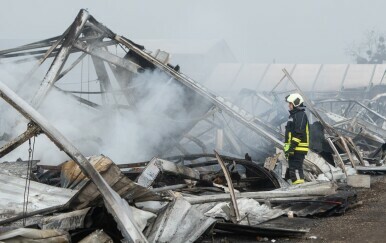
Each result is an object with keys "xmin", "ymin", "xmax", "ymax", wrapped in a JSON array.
[{"xmin": 284, "ymin": 107, "xmax": 309, "ymax": 154}]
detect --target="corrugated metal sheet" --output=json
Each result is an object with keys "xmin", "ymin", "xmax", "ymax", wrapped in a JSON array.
[
  {"xmin": 0, "ymin": 173, "xmax": 77, "ymax": 220},
  {"xmin": 146, "ymin": 198, "xmax": 216, "ymax": 243}
]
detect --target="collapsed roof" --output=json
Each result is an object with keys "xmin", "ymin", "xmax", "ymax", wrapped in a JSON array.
[{"xmin": 0, "ymin": 8, "xmax": 384, "ymax": 243}]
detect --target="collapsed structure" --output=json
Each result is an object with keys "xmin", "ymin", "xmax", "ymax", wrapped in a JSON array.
[{"xmin": 0, "ymin": 9, "xmax": 384, "ymax": 242}]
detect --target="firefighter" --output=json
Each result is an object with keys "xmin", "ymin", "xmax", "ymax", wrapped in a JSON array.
[{"xmin": 284, "ymin": 93, "xmax": 309, "ymax": 185}]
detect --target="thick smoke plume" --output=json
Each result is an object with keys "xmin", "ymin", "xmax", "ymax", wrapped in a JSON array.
[{"xmin": 0, "ymin": 62, "xmax": 205, "ymax": 165}]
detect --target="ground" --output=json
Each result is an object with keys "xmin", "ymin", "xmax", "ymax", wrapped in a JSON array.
[
  {"xmin": 283, "ymin": 176, "xmax": 386, "ymax": 243},
  {"xmin": 204, "ymin": 176, "xmax": 386, "ymax": 243}
]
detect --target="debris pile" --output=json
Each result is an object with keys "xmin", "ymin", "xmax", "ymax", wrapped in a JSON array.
[{"xmin": 0, "ymin": 9, "xmax": 383, "ymax": 242}]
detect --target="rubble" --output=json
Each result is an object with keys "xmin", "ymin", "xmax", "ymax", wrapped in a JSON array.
[{"xmin": 0, "ymin": 8, "xmax": 385, "ymax": 242}]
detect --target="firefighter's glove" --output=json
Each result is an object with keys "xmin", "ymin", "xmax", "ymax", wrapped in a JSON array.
[
  {"xmin": 284, "ymin": 144, "xmax": 295, "ymax": 158},
  {"xmin": 283, "ymin": 144, "xmax": 292, "ymax": 159},
  {"xmin": 284, "ymin": 144, "xmax": 290, "ymax": 153}
]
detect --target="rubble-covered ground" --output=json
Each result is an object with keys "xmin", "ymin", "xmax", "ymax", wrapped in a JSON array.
[
  {"xmin": 202, "ymin": 177, "xmax": 386, "ymax": 243},
  {"xmin": 291, "ymin": 177, "xmax": 386, "ymax": 243},
  {"xmin": 261, "ymin": 177, "xmax": 385, "ymax": 243}
]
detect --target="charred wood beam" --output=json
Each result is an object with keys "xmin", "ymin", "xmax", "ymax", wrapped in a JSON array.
[
  {"xmin": 0, "ymin": 80, "xmax": 147, "ymax": 242},
  {"xmin": 31, "ymin": 9, "xmax": 90, "ymax": 108},
  {"xmin": 0, "ymin": 124, "xmax": 41, "ymax": 158}
]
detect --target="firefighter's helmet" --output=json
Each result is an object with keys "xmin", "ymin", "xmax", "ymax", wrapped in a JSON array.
[{"xmin": 285, "ymin": 93, "xmax": 304, "ymax": 107}]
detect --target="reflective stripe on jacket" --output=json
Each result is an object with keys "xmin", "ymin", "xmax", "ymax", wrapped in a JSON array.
[{"xmin": 284, "ymin": 107, "xmax": 309, "ymax": 154}]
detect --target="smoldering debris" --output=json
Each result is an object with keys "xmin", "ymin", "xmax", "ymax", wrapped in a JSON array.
[{"xmin": 0, "ymin": 9, "xmax": 384, "ymax": 242}]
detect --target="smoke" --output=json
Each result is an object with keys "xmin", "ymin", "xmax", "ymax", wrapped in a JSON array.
[{"xmin": 0, "ymin": 61, "xmax": 209, "ymax": 165}]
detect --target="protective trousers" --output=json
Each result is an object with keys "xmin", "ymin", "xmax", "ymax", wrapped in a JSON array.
[{"xmin": 288, "ymin": 152, "xmax": 305, "ymax": 182}]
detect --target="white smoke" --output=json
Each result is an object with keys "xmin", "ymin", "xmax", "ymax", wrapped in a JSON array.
[{"xmin": 0, "ymin": 61, "xmax": 206, "ymax": 165}]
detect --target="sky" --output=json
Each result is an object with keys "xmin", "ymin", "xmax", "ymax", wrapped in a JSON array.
[{"xmin": 0, "ymin": 0, "xmax": 385, "ymax": 63}]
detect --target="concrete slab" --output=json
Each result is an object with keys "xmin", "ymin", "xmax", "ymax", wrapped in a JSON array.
[{"xmin": 347, "ymin": 175, "xmax": 371, "ymax": 188}]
